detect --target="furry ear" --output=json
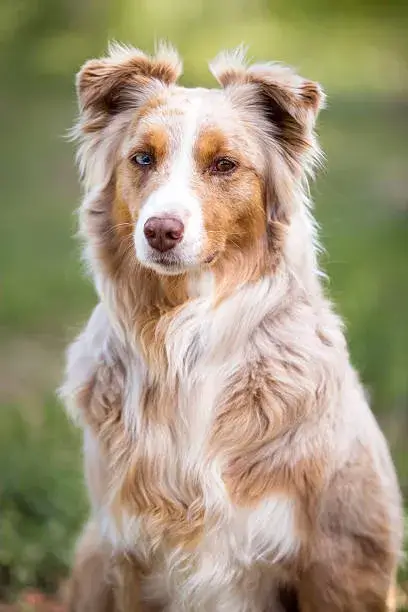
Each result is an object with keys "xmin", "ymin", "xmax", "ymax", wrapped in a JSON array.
[
  {"xmin": 210, "ymin": 48, "xmax": 325, "ymax": 230},
  {"xmin": 209, "ymin": 48, "xmax": 325, "ymax": 164},
  {"xmin": 76, "ymin": 41, "xmax": 182, "ymax": 130},
  {"xmin": 72, "ymin": 42, "xmax": 182, "ymax": 188}
]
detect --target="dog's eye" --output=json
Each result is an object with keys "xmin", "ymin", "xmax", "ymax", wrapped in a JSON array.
[
  {"xmin": 211, "ymin": 158, "xmax": 237, "ymax": 174},
  {"xmin": 131, "ymin": 152, "xmax": 154, "ymax": 167}
]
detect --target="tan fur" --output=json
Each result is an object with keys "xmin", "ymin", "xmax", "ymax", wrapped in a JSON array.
[
  {"xmin": 77, "ymin": 42, "xmax": 182, "ymax": 122},
  {"xmin": 61, "ymin": 43, "xmax": 403, "ymax": 611},
  {"xmin": 67, "ymin": 521, "xmax": 117, "ymax": 612},
  {"xmin": 67, "ymin": 521, "xmax": 161, "ymax": 612}
]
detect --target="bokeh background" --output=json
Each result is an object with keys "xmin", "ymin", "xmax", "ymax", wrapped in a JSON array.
[{"xmin": 1, "ymin": 0, "xmax": 407, "ymax": 605}]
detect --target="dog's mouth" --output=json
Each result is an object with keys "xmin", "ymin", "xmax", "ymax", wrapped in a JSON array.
[{"xmin": 146, "ymin": 251, "xmax": 220, "ymax": 275}]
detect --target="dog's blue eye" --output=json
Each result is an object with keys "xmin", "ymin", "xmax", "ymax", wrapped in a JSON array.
[{"xmin": 132, "ymin": 152, "xmax": 154, "ymax": 166}]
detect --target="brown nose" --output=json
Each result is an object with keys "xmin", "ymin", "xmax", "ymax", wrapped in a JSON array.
[{"xmin": 143, "ymin": 216, "xmax": 185, "ymax": 252}]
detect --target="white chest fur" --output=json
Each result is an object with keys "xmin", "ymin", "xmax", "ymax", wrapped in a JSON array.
[
  {"xmin": 98, "ymin": 479, "xmax": 297, "ymax": 611},
  {"xmin": 92, "ymin": 360, "xmax": 299, "ymax": 610},
  {"xmin": 76, "ymin": 302, "xmax": 301, "ymax": 609}
]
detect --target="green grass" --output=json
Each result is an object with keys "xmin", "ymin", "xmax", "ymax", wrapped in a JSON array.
[{"xmin": 0, "ymin": 84, "xmax": 407, "ymax": 599}]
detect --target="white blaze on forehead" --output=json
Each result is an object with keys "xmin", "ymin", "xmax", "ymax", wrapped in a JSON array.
[{"xmin": 134, "ymin": 91, "xmax": 210, "ymax": 268}]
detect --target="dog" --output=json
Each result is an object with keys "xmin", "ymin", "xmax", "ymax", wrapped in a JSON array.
[{"xmin": 60, "ymin": 42, "xmax": 403, "ymax": 611}]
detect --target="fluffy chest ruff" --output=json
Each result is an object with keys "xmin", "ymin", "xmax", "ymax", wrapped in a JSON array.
[
  {"xmin": 82, "ymin": 291, "xmax": 315, "ymax": 563},
  {"xmin": 77, "ymin": 299, "xmax": 314, "ymax": 610}
]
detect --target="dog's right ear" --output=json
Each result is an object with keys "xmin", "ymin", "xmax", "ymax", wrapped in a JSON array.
[
  {"xmin": 76, "ymin": 42, "xmax": 182, "ymax": 132},
  {"xmin": 210, "ymin": 47, "xmax": 325, "ymax": 167}
]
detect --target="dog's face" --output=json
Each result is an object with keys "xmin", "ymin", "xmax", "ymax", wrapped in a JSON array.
[
  {"xmin": 118, "ymin": 87, "xmax": 266, "ymax": 275},
  {"xmin": 75, "ymin": 44, "xmax": 324, "ymax": 279}
]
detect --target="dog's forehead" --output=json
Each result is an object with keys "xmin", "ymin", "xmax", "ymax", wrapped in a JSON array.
[
  {"xmin": 138, "ymin": 85, "xmax": 236, "ymax": 135},
  {"xmin": 163, "ymin": 85, "xmax": 227, "ymax": 114}
]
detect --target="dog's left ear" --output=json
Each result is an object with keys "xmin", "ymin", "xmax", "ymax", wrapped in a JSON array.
[{"xmin": 210, "ymin": 48, "xmax": 325, "ymax": 162}]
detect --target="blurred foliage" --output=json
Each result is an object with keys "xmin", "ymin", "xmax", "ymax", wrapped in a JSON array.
[
  {"xmin": 0, "ymin": 401, "xmax": 86, "ymax": 598},
  {"xmin": 0, "ymin": 0, "xmax": 407, "ymax": 602},
  {"xmin": 1, "ymin": 0, "xmax": 408, "ymax": 92}
]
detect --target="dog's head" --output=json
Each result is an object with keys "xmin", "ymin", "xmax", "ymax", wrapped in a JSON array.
[{"xmin": 74, "ymin": 43, "xmax": 324, "ymax": 284}]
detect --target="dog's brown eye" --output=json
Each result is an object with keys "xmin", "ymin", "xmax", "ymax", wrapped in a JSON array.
[{"xmin": 211, "ymin": 158, "xmax": 236, "ymax": 174}]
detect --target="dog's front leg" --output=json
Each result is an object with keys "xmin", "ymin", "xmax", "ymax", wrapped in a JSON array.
[
  {"xmin": 67, "ymin": 520, "xmax": 117, "ymax": 612},
  {"xmin": 67, "ymin": 520, "xmax": 155, "ymax": 612},
  {"xmin": 61, "ymin": 304, "xmax": 143, "ymax": 610},
  {"xmin": 297, "ymin": 567, "xmax": 395, "ymax": 612},
  {"xmin": 292, "ymin": 426, "xmax": 401, "ymax": 612},
  {"xmin": 298, "ymin": 502, "xmax": 398, "ymax": 612}
]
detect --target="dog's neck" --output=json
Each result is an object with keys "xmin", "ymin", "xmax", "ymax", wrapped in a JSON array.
[{"xmin": 92, "ymin": 204, "xmax": 322, "ymax": 381}]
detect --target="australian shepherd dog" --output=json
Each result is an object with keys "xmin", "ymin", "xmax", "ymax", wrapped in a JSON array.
[{"xmin": 60, "ymin": 43, "xmax": 403, "ymax": 611}]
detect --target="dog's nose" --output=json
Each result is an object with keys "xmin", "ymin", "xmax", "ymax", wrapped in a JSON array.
[{"xmin": 143, "ymin": 216, "xmax": 185, "ymax": 252}]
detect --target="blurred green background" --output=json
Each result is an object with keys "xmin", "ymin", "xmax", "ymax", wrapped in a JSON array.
[{"xmin": 0, "ymin": 0, "xmax": 407, "ymax": 604}]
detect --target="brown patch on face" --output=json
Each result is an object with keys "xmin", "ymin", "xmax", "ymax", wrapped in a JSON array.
[
  {"xmin": 128, "ymin": 123, "xmax": 170, "ymax": 164},
  {"xmin": 112, "ymin": 122, "xmax": 170, "ymax": 240},
  {"xmin": 194, "ymin": 126, "xmax": 233, "ymax": 169},
  {"xmin": 192, "ymin": 125, "xmax": 285, "ymax": 299},
  {"xmin": 212, "ymin": 218, "xmax": 286, "ymax": 304},
  {"xmin": 112, "ymin": 191, "xmax": 134, "ymax": 239}
]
